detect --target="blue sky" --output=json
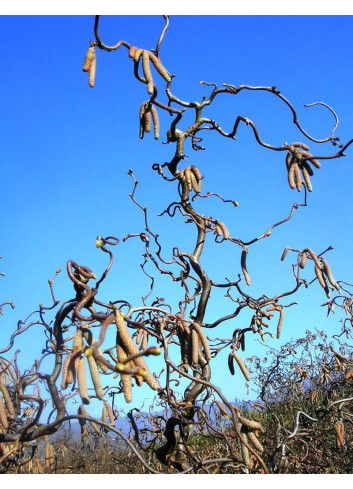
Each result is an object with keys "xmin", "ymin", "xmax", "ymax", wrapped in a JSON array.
[{"xmin": 1, "ymin": 11, "xmax": 353, "ymax": 416}]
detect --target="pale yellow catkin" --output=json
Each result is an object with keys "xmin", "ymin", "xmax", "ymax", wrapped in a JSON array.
[
  {"xmin": 104, "ymin": 401, "xmax": 115, "ymax": 425},
  {"xmin": 77, "ymin": 356, "xmax": 90, "ymax": 405},
  {"xmin": 114, "ymin": 311, "xmax": 159, "ymax": 390},
  {"xmin": 218, "ymin": 221, "xmax": 230, "ymax": 240},
  {"xmin": 116, "ymin": 343, "xmax": 133, "ymax": 403},
  {"xmin": 87, "ymin": 355, "xmax": 104, "ymax": 400},
  {"xmin": 61, "ymin": 353, "xmax": 72, "ymax": 389}
]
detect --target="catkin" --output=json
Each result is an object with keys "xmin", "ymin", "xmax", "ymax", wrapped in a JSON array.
[
  {"xmin": 214, "ymin": 400, "xmax": 229, "ymax": 417},
  {"xmin": 142, "ymin": 50, "xmax": 154, "ymax": 94},
  {"xmin": 276, "ymin": 306, "xmax": 284, "ymax": 339},
  {"xmin": 191, "ymin": 328, "xmax": 199, "ymax": 364},
  {"xmin": 87, "ymin": 355, "xmax": 104, "ymax": 400},
  {"xmin": 228, "ymin": 352, "xmax": 235, "ymax": 375},
  {"xmin": 141, "ymin": 329, "xmax": 149, "ymax": 351},
  {"xmin": 0, "ymin": 384, "xmax": 14, "ymax": 417},
  {"xmin": 192, "ymin": 323, "xmax": 211, "ymax": 361},
  {"xmin": 82, "ymin": 45, "xmax": 95, "ymax": 72},
  {"xmin": 299, "ymin": 251, "xmax": 307, "ymax": 269},
  {"xmin": 218, "ymin": 221, "xmax": 230, "ymax": 240},
  {"xmin": 238, "ymin": 415, "xmax": 264, "ymax": 433},
  {"xmin": 294, "ymin": 162, "xmax": 302, "ymax": 191},
  {"xmin": 148, "ymin": 51, "xmax": 171, "ymax": 82},
  {"xmin": 0, "ymin": 395, "xmax": 8, "ymax": 431},
  {"xmin": 241, "ymin": 248, "xmax": 251, "ymax": 286},
  {"xmin": 281, "ymin": 247, "xmax": 290, "ymax": 261},
  {"xmin": 239, "ymin": 429, "xmax": 250, "ymax": 467},
  {"xmin": 77, "ymin": 356, "xmax": 90, "ymax": 405},
  {"xmin": 114, "ymin": 311, "xmax": 159, "ymax": 390},
  {"xmin": 287, "ymin": 159, "xmax": 297, "ymax": 189},
  {"xmin": 320, "ymin": 257, "xmax": 340, "ymax": 291},
  {"xmin": 233, "ymin": 353, "xmax": 250, "ymax": 381},
  {"xmin": 301, "ymin": 164, "xmax": 313, "ymax": 192},
  {"xmin": 116, "ymin": 342, "xmax": 133, "ymax": 403},
  {"xmin": 247, "ymin": 431, "xmax": 264, "ymax": 453},
  {"xmin": 150, "ymin": 105, "xmax": 160, "ymax": 140},
  {"xmin": 104, "ymin": 401, "xmax": 115, "ymax": 425},
  {"xmin": 45, "ymin": 440, "xmax": 55, "ymax": 470},
  {"xmin": 61, "ymin": 353, "xmax": 72, "ymax": 389},
  {"xmin": 88, "ymin": 56, "xmax": 96, "ymax": 88}
]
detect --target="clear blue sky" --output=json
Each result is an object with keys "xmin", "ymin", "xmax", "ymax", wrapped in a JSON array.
[{"xmin": 1, "ymin": 12, "xmax": 353, "ymax": 415}]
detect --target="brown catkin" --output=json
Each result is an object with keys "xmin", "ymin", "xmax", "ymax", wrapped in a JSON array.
[
  {"xmin": 191, "ymin": 328, "xmax": 199, "ymax": 364},
  {"xmin": 150, "ymin": 105, "xmax": 160, "ymax": 140},
  {"xmin": 88, "ymin": 56, "xmax": 96, "ymax": 88},
  {"xmin": 214, "ymin": 222, "xmax": 222, "ymax": 237},
  {"xmin": 45, "ymin": 440, "xmax": 55, "ymax": 470},
  {"xmin": 102, "ymin": 404, "xmax": 107, "ymax": 424},
  {"xmin": 301, "ymin": 164, "xmax": 313, "ymax": 192},
  {"xmin": 233, "ymin": 353, "xmax": 250, "ymax": 381},
  {"xmin": 148, "ymin": 51, "xmax": 171, "ymax": 82},
  {"xmin": 77, "ymin": 356, "xmax": 90, "ymax": 405},
  {"xmin": 238, "ymin": 415, "xmax": 264, "ymax": 433},
  {"xmin": 276, "ymin": 307, "xmax": 284, "ymax": 339},
  {"xmin": 247, "ymin": 431, "xmax": 264, "ymax": 453},
  {"xmin": 87, "ymin": 355, "xmax": 104, "ymax": 400},
  {"xmin": 218, "ymin": 221, "xmax": 230, "ymax": 240},
  {"xmin": 241, "ymin": 248, "xmax": 251, "ymax": 286},
  {"xmin": 144, "ymin": 109, "xmax": 151, "ymax": 133},
  {"xmin": 292, "ymin": 142, "xmax": 310, "ymax": 151},
  {"xmin": 0, "ymin": 395, "xmax": 8, "ymax": 431},
  {"xmin": 82, "ymin": 45, "xmax": 95, "ymax": 72},
  {"xmin": 287, "ymin": 159, "xmax": 297, "ymax": 189},
  {"xmin": 294, "ymin": 161, "xmax": 302, "ymax": 191},
  {"xmin": 136, "ymin": 328, "xmax": 143, "ymax": 346},
  {"xmin": 192, "ymin": 323, "xmax": 211, "ymax": 361},
  {"xmin": 104, "ymin": 401, "xmax": 115, "ymax": 425},
  {"xmin": 0, "ymin": 385, "xmax": 14, "ymax": 417},
  {"xmin": 299, "ymin": 251, "xmax": 307, "ymax": 269},
  {"xmin": 228, "ymin": 352, "xmax": 235, "ymax": 375},
  {"xmin": 239, "ymin": 429, "xmax": 250, "ymax": 467},
  {"xmin": 142, "ymin": 50, "xmax": 154, "ymax": 94},
  {"xmin": 320, "ymin": 257, "xmax": 340, "ymax": 291},
  {"xmin": 184, "ymin": 166, "xmax": 192, "ymax": 191},
  {"xmin": 214, "ymin": 400, "xmax": 229, "ymax": 417},
  {"xmin": 281, "ymin": 247, "xmax": 290, "ymax": 261},
  {"xmin": 133, "ymin": 48, "xmax": 143, "ymax": 63},
  {"xmin": 301, "ymin": 151, "xmax": 321, "ymax": 168},
  {"xmin": 128, "ymin": 46, "xmax": 137, "ymax": 59}
]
